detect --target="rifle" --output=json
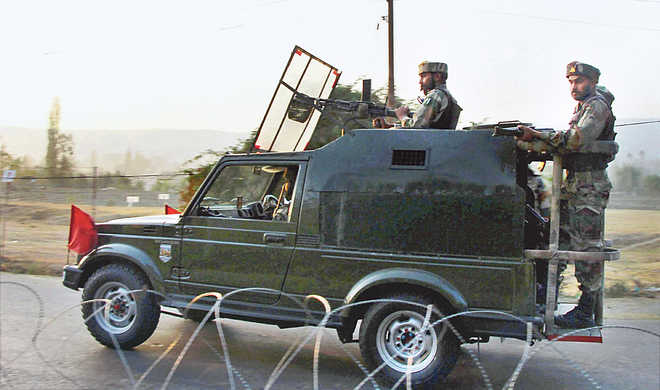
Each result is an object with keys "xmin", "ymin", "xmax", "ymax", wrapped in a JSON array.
[
  {"xmin": 291, "ymin": 92, "xmax": 414, "ymax": 120},
  {"xmin": 490, "ymin": 119, "xmax": 660, "ymax": 137}
]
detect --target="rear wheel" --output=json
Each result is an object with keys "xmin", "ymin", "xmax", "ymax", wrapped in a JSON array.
[
  {"xmin": 359, "ymin": 293, "xmax": 459, "ymax": 389},
  {"xmin": 81, "ymin": 263, "xmax": 160, "ymax": 349}
]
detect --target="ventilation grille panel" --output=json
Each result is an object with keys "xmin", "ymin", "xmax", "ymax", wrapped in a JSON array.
[{"xmin": 391, "ymin": 149, "xmax": 427, "ymax": 168}]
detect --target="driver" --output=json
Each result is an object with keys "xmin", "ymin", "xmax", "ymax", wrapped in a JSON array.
[{"xmin": 272, "ymin": 169, "xmax": 296, "ymax": 221}]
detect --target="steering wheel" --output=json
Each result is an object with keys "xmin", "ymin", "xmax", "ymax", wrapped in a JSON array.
[
  {"xmin": 262, "ymin": 194, "xmax": 279, "ymax": 214},
  {"xmin": 200, "ymin": 206, "xmax": 226, "ymax": 217}
]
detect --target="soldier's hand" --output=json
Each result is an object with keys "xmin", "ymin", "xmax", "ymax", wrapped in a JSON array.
[
  {"xmin": 394, "ymin": 106, "xmax": 410, "ymax": 121},
  {"xmin": 516, "ymin": 125, "xmax": 536, "ymax": 141},
  {"xmin": 373, "ymin": 117, "xmax": 392, "ymax": 129}
]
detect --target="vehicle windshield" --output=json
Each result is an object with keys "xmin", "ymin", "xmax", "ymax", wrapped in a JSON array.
[
  {"xmin": 202, "ymin": 165, "xmax": 274, "ymax": 206},
  {"xmin": 252, "ymin": 46, "xmax": 340, "ymax": 152}
]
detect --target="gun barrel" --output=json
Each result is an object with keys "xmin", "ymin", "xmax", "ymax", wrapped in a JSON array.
[
  {"xmin": 492, "ymin": 126, "xmax": 524, "ymax": 137},
  {"xmin": 371, "ymin": 106, "xmax": 397, "ymax": 118},
  {"xmin": 293, "ymin": 92, "xmax": 411, "ymax": 120}
]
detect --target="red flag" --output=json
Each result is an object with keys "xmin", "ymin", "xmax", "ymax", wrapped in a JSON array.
[
  {"xmin": 165, "ymin": 204, "xmax": 181, "ymax": 215},
  {"xmin": 68, "ymin": 205, "xmax": 97, "ymax": 255}
]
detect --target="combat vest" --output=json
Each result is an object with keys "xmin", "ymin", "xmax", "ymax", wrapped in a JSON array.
[
  {"xmin": 564, "ymin": 92, "xmax": 616, "ymax": 171},
  {"xmin": 430, "ymin": 86, "xmax": 462, "ymax": 130}
]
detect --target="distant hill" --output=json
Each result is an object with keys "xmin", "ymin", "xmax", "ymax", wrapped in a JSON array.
[
  {"xmin": 0, "ymin": 127, "xmax": 245, "ymax": 173},
  {"xmin": 1, "ymin": 119, "xmax": 657, "ymax": 174}
]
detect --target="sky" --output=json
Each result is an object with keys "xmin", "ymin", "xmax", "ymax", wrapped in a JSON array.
[{"xmin": 1, "ymin": 0, "xmax": 659, "ymax": 135}]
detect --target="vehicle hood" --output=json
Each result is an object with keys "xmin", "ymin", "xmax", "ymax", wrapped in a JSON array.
[{"xmin": 98, "ymin": 214, "xmax": 181, "ymax": 226}]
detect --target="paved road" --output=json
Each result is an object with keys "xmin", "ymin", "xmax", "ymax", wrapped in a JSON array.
[{"xmin": 1, "ymin": 273, "xmax": 658, "ymax": 389}]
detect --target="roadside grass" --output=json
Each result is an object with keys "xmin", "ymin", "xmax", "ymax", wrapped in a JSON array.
[
  {"xmin": 1, "ymin": 202, "xmax": 658, "ymax": 300},
  {"xmin": 0, "ymin": 201, "xmax": 162, "ymax": 275},
  {"xmin": 558, "ymin": 209, "xmax": 660, "ymax": 299},
  {"xmin": 605, "ymin": 209, "xmax": 660, "ymax": 237}
]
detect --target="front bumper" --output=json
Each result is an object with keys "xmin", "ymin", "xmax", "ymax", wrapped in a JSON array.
[{"xmin": 62, "ymin": 265, "xmax": 83, "ymax": 290}]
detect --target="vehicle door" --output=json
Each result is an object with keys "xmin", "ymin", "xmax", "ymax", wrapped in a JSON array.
[{"xmin": 178, "ymin": 161, "xmax": 306, "ymax": 305}]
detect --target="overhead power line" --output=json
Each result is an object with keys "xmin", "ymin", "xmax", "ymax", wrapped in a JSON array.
[
  {"xmin": 486, "ymin": 11, "xmax": 660, "ymax": 33},
  {"xmin": 616, "ymin": 120, "xmax": 660, "ymax": 127}
]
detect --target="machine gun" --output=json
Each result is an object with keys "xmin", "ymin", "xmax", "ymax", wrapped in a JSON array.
[
  {"xmin": 492, "ymin": 119, "xmax": 660, "ymax": 136},
  {"xmin": 290, "ymin": 92, "xmax": 414, "ymax": 120},
  {"xmin": 489, "ymin": 120, "xmax": 553, "ymax": 137}
]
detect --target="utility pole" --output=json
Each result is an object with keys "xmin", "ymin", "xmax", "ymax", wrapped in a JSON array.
[{"xmin": 387, "ymin": 0, "xmax": 394, "ymax": 108}]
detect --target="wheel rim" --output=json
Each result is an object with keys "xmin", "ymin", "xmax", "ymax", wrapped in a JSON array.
[
  {"xmin": 93, "ymin": 282, "xmax": 137, "ymax": 334},
  {"xmin": 375, "ymin": 310, "xmax": 439, "ymax": 373}
]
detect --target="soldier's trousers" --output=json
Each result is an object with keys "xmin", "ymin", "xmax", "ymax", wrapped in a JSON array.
[{"xmin": 558, "ymin": 170, "xmax": 611, "ymax": 294}]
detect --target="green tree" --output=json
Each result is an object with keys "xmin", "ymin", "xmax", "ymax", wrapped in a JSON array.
[
  {"xmin": 0, "ymin": 144, "xmax": 24, "ymax": 170},
  {"xmin": 122, "ymin": 149, "xmax": 133, "ymax": 173},
  {"xmin": 306, "ymin": 83, "xmax": 364, "ymax": 150},
  {"xmin": 306, "ymin": 82, "xmax": 417, "ymax": 150},
  {"xmin": 151, "ymin": 178, "xmax": 174, "ymax": 193},
  {"xmin": 45, "ymin": 97, "xmax": 74, "ymax": 178},
  {"xmin": 178, "ymin": 130, "xmax": 257, "ymax": 205},
  {"xmin": 0, "ymin": 145, "xmax": 39, "ymax": 180},
  {"xmin": 614, "ymin": 165, "xmax": 643, "ymax": 193},
  {"xmin": 178, "ymin": 80, "xmax": 414, "ymax": 205},
  {"xmin": 643, "ymin": 174, "xmax": 660, "ymax": 195}
]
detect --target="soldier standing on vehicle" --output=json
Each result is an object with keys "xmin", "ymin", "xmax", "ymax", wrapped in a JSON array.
[
  {"xmin": 517, "ymin": 61, "xmax": 616, "ymax": 328},
  {"xmin": 373, "ymin": 61, "xmax": 462, "ymax": 129}
]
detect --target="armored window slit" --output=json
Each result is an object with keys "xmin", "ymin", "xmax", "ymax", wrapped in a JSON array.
[{"xmin": 391, "ymin": 149, "xmax": 427, "ymax": 169}]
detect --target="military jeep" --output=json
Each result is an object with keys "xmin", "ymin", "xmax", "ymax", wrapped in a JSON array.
[
  {"xmin": 64, "ymin": 127, "xmax": 566, "ymax": 386},
  {"xmin": 62, "ymin": 48, "xmax": 620, "ymax": 388}
]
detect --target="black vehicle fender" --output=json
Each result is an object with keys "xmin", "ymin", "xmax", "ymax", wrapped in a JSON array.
[
  {"xmin": 77, "ymin": 243, "xmax": 165, "ymax": 294},
  {"xmin": 341, "ymin": 268, "xmax": 468, "ymax": 321}
]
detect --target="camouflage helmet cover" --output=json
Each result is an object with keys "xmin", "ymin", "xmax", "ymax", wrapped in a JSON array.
[
  {"xmin": 418, "ymin": 61, "xmax": 448, "ymax": 75},
  {"xmin": 566, "ymin": 61, "xmax": 600, "ymax": 82}
]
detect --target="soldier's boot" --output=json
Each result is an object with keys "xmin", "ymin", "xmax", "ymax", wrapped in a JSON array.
[{"xmin": 554, "ymin": 289, "xmax": 596, "ymax": 329}]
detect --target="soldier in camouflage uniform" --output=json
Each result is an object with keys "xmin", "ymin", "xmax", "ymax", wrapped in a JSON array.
[
  {"xmin": 373, "ymin": 61, "xmax": 462, "ymax": 129},
  {"xmin": 517, "ymin": 61, "xmax": 616, "ymax": 328}
]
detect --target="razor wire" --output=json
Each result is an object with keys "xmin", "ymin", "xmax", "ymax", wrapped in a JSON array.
[{"xmin": 1, "ymin": 281, "xmax": 659, "ymax": 390}]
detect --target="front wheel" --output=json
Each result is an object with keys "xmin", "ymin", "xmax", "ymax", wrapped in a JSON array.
[
  {"xmin": 359, "ymin": 294, "xmax": 459, "ymax": 389},
  {"xmin": 81, "ymin": 263, "xmax": 160, "ymax": 349}
]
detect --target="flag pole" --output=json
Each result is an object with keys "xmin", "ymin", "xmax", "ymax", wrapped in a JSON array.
[{"xmin": 67, "ymin": 204, "xmax": 74, "ymax": 265}]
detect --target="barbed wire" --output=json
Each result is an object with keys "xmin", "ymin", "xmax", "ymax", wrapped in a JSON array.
[{"xmin": 2, "ymin": 281, "xmax": 659, "ymax": 389}]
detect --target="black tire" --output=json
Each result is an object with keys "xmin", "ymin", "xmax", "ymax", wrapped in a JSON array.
[
  {"xmin": 359, "ymin": 293, "xmax": 460, "ymax": 389},
  {"xmin": 81, "ymin": 263, "xmax": 160, "ymax": 349}
]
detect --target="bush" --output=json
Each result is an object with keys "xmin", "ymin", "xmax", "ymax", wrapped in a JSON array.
[
  {"xmin": 605, "ymin": 282, "xmax": 629, "ymax": 298},
  {"xmin": 644, "ymin": 174, "xmax": 660, "ymax": 195}
]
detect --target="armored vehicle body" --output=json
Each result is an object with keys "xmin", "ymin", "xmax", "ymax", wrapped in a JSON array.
[{"xmin": 63, "ymin": 128, "xmax": 618, "ymax": 388}]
